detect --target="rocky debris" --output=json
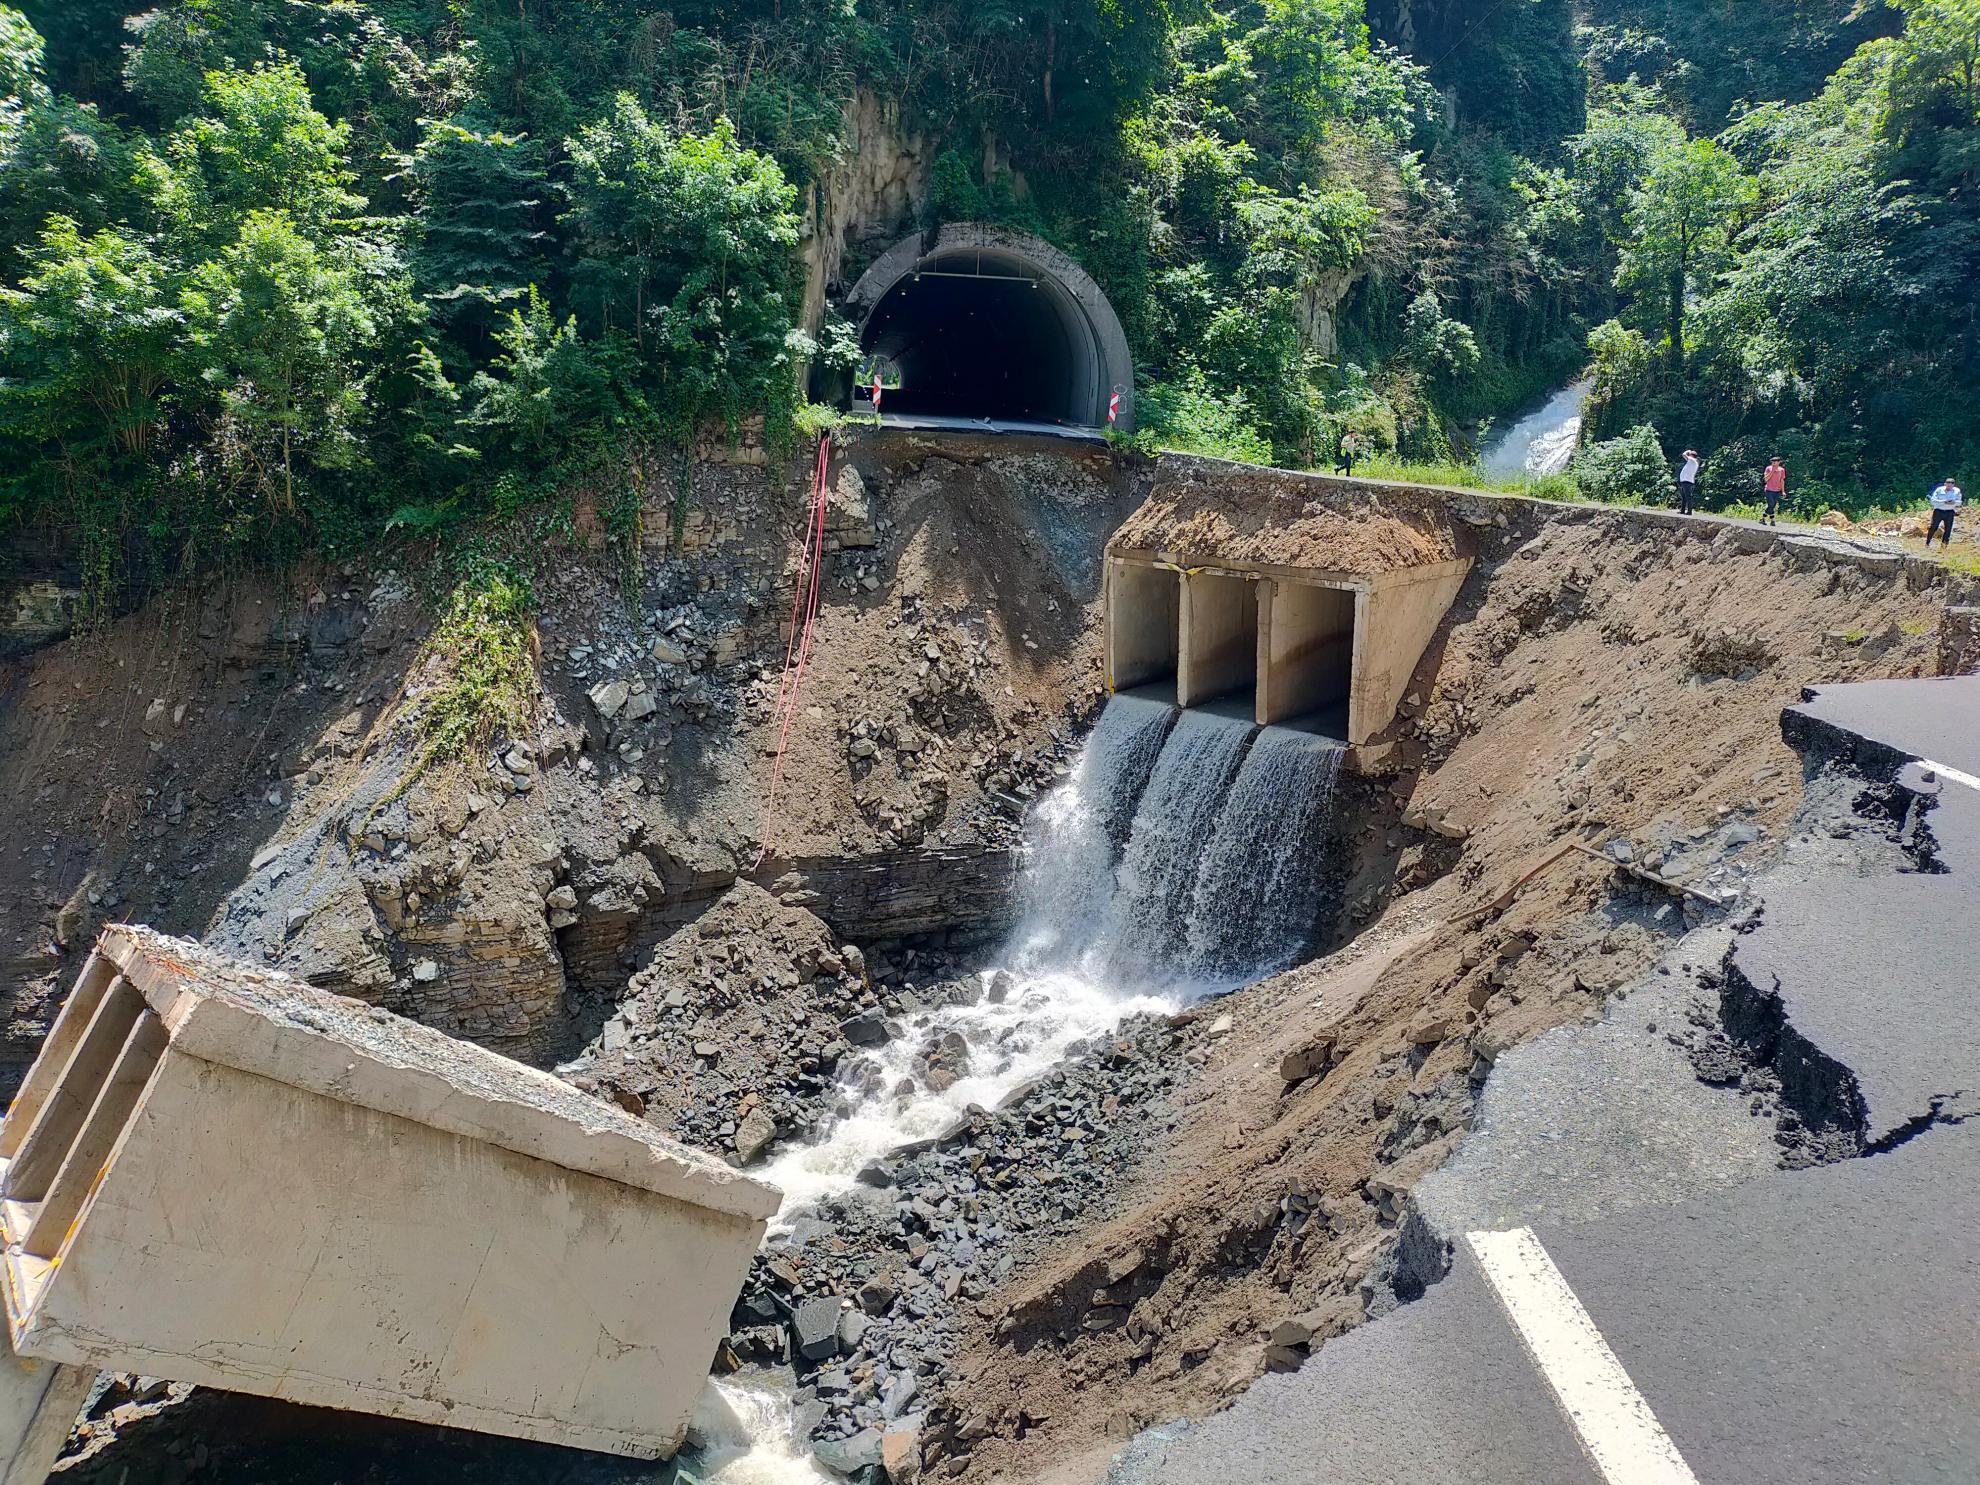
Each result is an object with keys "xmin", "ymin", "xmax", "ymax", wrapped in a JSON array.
[
  {"xmin": 562, "ymin": 882, "xmax": 893, "ymax": 1153},
  {"xmin": 711, "ymin": 1009, "xmax": 1188, "ymax": 1477}
]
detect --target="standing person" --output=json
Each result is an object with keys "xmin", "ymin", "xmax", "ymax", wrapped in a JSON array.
[
  {"xmin": 1761, "ymin": 456, "xmax": 1787, "ymax": 526},
  {"xmin": 1926, "ymin": 476, "xmax": 1964, "ymax": 549},
  {"xmin": 1676, "ymin": 448, "xmax": 1701, "ymax": 515},
  {"xmin": 1336, "ymin": 431, "xmax": 1362, "ymax": 478}
]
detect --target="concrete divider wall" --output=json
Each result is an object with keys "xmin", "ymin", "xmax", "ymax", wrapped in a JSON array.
[{"xmin": 1349, "ymin": 561, "xmax": 1474, "ymax": 745}]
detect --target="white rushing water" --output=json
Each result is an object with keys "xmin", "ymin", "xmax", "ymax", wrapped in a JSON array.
[
  {"xmin": 701, "ymin": 697, "xmax": 1345, "ymax": 1481},
  {"xmin": 1478, "ymin": 376, "xmax": 1594, "ymax": 479}
]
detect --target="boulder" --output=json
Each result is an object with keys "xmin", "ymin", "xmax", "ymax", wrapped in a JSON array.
[
  {"xmin": 734, "ymin": 1106, "xmax": 777, "ymax": 1165},
  {"xmin": 881, "ymin": 1420, "xmax": 923, "ymax": 1483},
  {"xmin": 588, "ymin": 679, "xmax": 630, "ymax": 719},
  {"xmin": 841, "ymin": 1011, "xmax": 889, "ymax": 1047},
  {"xmin": 794, "ymin": 1296, "xmax": 846, "ymax": 1361},
  {"xmin": 1279, "ymin": 1032, "xmax": 1340, "ymax": 1085},
  {"xmin": 814, "ymin": 1428, "xmax": 883, "ymax": 1476}
]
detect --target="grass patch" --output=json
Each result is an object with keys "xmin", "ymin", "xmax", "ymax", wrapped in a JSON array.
[
  {"xmin": 412, "ymin": 567, "xmax": 539, "ymax": 771},
  {"xmin": 1354, "ymin": 456, "xmax": 1583, "ymax": 504}
]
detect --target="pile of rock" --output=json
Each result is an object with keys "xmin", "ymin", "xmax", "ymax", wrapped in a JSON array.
[{"xmin": 714, "ymin": 1008, "xmax": 1189, "ymax": 1480}]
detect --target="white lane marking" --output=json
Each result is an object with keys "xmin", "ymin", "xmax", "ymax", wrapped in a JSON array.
[
  {"xmin": 1466, "ymin": 1227, "xmax": 1702, "ymax": 1485},
  {"xmin": 1921, "ymin": 758, "xmax": 1980, "ymax": 794}
]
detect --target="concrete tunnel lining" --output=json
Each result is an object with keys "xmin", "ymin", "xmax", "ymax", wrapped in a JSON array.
[{"xmin": 844, "ymin": 224, "xmax": 1136, "ymax": 431}]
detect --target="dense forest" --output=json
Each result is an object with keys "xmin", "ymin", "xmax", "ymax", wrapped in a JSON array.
[{"xmin": 2, "ymin": 0, "xmax": 1977, "ymax": 605}]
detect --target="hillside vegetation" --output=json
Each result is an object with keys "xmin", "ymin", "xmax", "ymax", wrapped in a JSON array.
[{"xmin": 2, "ymin": 0, "xmax": 1977, "ymax": 605}]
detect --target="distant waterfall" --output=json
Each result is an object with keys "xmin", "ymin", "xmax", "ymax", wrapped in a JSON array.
[{"xmin": 1479, "ymin": 377, "xmax": 1593, "ymax": 479}]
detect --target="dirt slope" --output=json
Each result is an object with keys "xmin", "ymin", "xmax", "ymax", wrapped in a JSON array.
[{"xmin": 0, "ymin": 430, "xmax": 1143, "ymax": 1079}]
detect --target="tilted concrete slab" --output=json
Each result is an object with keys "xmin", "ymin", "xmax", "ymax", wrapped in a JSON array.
[{"xmin": 0, "ymin": 926, "xmax": 777, "ymax": 1465}]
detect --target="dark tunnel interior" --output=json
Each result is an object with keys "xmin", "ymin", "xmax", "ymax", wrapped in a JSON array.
[{"xmin": 860, "ymin": 264, "xmax": 1093, "ymax": 424}]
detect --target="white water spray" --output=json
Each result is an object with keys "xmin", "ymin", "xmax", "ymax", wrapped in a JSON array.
[
  {"xmin": 1479, "ymin": 376, "xmax": 1594, "ymax": 479},
  {"xmin": 701, "ymin": 697, "xmax": 1345, "ymax": 1481}
]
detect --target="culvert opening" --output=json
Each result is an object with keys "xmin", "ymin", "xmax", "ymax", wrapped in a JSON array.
[
  {"xmin": 1108, "ymin": 562, "xmax": 1180, "ymax": 702},
  {"xmin": 843, "ymin": 225, "xmax": 1135, "ymax": 431},
  {"xmin": 1180, "ymin": 571, "xmax": 1258, "ymax": 713},
  {"xmin": 1262, "ymin": 579, "xmax": 1356, "ymax": 732}
]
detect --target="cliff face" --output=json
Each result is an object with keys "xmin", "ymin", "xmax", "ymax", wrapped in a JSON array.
[
  {"xmin": 0, "ymin": 427, "xmax": 1142, "ymax": 1072},
  {"xmin": 800, "ymin": 89, "xmax": 933, "ymax": 338}
]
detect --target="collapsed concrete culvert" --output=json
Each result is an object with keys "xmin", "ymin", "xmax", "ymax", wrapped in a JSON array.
[{"xmin": 0, "ymin": 926, "xmax": 777, "ymax": 1480}]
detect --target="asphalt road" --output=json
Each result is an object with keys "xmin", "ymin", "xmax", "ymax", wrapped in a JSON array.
[{"xmin": 1111, "ymin": 675, "xmax": 1980, "ymax": 1485}]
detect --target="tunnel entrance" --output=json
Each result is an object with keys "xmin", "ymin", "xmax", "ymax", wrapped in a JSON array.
[{"xmin": 842, "ymin": 224, "xmax": 1135, "ymax": 433}]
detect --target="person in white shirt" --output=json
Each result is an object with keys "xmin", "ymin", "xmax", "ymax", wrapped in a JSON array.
[
  {"xmin": 1926, "ymin": 477, "xmax": 1963, "ymax": 549},
  {"xmin": 1676, "ymin": 449, "xmax": 1700, "ymax": 515}
]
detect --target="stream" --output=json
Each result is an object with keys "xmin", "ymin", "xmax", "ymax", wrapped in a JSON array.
[
  {"xmin": 1477, "ymin": 377, "xmax": 1593, "ymax": 480},
  {"xmin": 689, "ymin": 697, "xmax": 1349, "ymax": 1481}
]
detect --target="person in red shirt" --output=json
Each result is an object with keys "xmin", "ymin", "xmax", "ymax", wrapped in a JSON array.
[{"xmin": 1762, "ymin": 457, "xmax": 1787, "ymax": 526}]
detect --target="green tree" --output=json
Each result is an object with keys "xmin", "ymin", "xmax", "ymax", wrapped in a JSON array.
[
  {"xmin": 406, "ymin": 115, "xmax": 552, "ymax": 347},
  {"xmin": 166, "ymin": 61, "xmax": 364, "ymax": 243},
  {"xmin": 180, "ymin": 208, "xmax": 393, "ymax": 518},
  {"xmin": 0, "ymin": 219, "xmax": 182, "ymax": 503},
  {"xmin": 1618, "ymin": 138, "xmax": 1756, "ymax": 368},
  {"xmin": 563, "ymin": 101, "xmax": 803, "ymax": 429}
]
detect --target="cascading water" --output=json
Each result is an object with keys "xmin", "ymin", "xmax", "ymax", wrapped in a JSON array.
[
  {"xmin": 700, "ymin": 695, "xmax": 1347, "ymax": 1482},
  {"xmin": 1183, "ymin": 726, "xmax": 1347, "ymax": 982},
  {"xmin": 1479, "ymin": 376, "xmax": 1594, "ymax": 479}
]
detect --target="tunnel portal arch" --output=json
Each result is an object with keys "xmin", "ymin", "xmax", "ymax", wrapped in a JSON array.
[{"xmin": 844, "ymin": 224, "xmax": 1135, "ymax": 433}]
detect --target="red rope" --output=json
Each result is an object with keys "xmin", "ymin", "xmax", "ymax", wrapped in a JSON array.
[{"xmin": 752, "ymin": 432, "xmax": 833, "ymax": 870}]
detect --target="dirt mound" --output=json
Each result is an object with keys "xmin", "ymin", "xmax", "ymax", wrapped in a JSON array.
[
  {"xmin": 563, "ymin": 880, "xmax": 869, "ymax": 1159},
  {"xmin": 1112, "ymin": 456, "xmax": 1465, "ymax": 573}
]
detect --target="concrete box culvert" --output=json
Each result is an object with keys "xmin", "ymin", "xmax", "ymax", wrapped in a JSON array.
[
  {"xmin": 1106, "ymin": 459, "xmax": 1475, "ymax": 747},
  {"xmin": 1107, "ymin": 555, "xmax": 1470, "ymax": 745},
  {"xmin": 0, "ymin": 926, "xmax": 778, "ymax": 1478}
]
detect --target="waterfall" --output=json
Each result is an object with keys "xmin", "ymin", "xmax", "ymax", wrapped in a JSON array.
[
  {"xmin": 702, "ymin": 694, "xmax": 1348, "ymax": 1482},
  {"xmin": 1182, "ymin": 726, "xmax": 1347, "ymax": 981},
  {"xmin": 1479, "ymin": 377, "xmax": 1594, "ymax": 479},
  {"xmin": 1082, "ymin": 709, "xmax": 1259, "ymax": 983},
  {"xmin": 1008, "ymin": 693, "xmax": 1176, "ymax": 968}
]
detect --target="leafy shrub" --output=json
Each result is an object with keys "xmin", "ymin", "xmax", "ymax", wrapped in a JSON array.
[
  {"xmin": 1137, "ymin": 371, "xmax": 1273, "ymax": 464},
  {"xmin": 1574, "ymin": 422, "xmax": 1669, "ymax": 504}
]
